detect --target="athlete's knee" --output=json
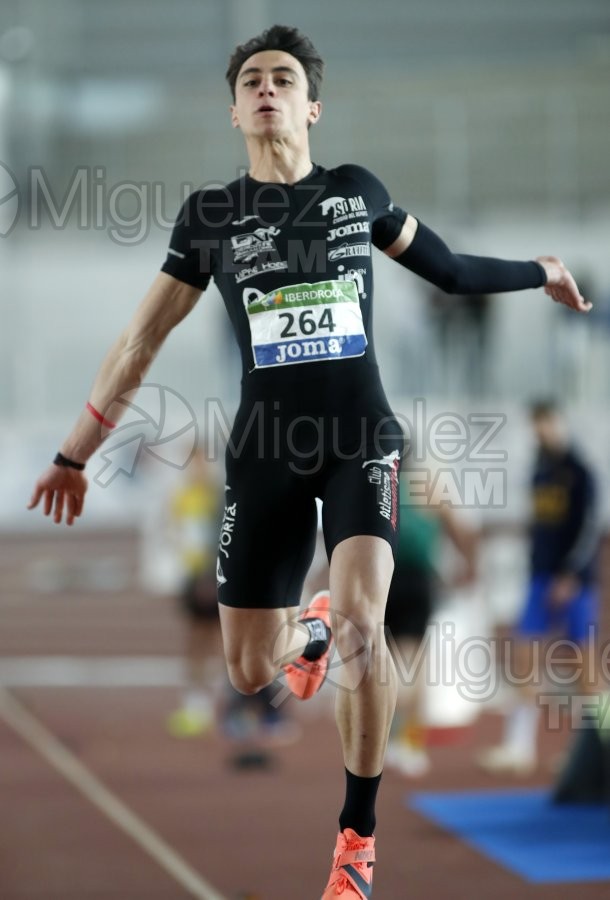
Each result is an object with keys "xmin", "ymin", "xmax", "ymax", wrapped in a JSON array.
[
  {"xmin": 226, "ymin": 657, "xmax": 276, "ymax": 695},
  {"xmin": 333, "ymin": 600, "xmax": 385, "ymax": 665}
]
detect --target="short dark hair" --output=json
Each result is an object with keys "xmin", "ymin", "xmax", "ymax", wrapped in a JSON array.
[
  {"xmin": 529, "ymin": 398, "xmax": 560, "ymax": 420},
  {"xmin": 226, "ymin": 25, "xmax": 324, "ymax": 102}
]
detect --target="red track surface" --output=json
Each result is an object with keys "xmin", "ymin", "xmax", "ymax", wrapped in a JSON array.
[{"xmin": 1, "ymin": 530, "xmax": 609, "ymax": 900}]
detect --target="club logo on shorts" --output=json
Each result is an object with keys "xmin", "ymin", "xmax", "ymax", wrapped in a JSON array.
[
  {"xmin": 362, "ymin": 450, "xmax": 400, "ymax": 529},
  {"xmin": 362, "ymin": 450, "xmax": 401, "ymax": 470},
  {"xmin": 217, "ymin": 491, "xmax": 237, "ymax": 586}
]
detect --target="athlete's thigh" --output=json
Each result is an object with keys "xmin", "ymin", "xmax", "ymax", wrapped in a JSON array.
[
  {"xmin": 218, "ymin": 604, "xmax": 291, "ymax": 670},
  {"xmin": 321, "ymin": 450, "xmax": 401, "ymax": 563},
  {"xmin": 329, "ymin": 534, "xmax": 395, "ymax": 614},
  {"xmin": 217, "ymin": 460, "xmax": 318, "ymax": 610}
]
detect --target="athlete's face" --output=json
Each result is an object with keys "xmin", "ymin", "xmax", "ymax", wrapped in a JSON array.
[
  {"xmin": 230, "ymin": 50, "xmax": 321, "ymax": 140},
  {"xmin": 531, "ymin": 412, "xmax": 566, "ymax": 453}
]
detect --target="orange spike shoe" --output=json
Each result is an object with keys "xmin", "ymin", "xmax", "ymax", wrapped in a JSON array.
[
  {"xmin": 283, "ymin": 591, "xmax": 332, "ymax": 700},
  {"xmin": 321, "ymin": 828, "xmax": 375, "ymax": 898}
]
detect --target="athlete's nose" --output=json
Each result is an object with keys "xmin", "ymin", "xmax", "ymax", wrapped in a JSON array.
[{"xmin": 258, "ymin": 77, "xmax": 276, "ymax": 97}]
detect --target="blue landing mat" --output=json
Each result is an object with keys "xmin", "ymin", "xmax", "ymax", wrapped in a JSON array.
[{"xmin": 409, "ymin": 788, "xmax": 610, "ymax": 883}]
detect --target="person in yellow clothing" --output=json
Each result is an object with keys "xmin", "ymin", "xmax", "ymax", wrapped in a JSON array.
[
  {"xmin": 168, "ymin": 446, "xmax": 303, "ymax": 753},
  {"xmin": 166, "ymin": 447, "xmax": 223, "ymax": 737}
]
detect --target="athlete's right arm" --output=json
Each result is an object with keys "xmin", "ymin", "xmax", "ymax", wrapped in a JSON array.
[{"xmin": 27, "ymin": 272, "xmax": 202, "ymax": 526}]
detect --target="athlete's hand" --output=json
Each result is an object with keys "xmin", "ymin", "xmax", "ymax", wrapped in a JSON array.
[
  {"xmin": 536, "ymin": 256, "xmax": 592, "ymax": 313},
  {"xmin": 27, "ymin": 464, "xmax": 88, "ymax": 526}
]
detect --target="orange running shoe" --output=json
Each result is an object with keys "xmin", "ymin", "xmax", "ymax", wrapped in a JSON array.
[
  {"xmin": 321, "ymin": 828, "xmax": 375, "ymax": 898},
  {"xmin": 283, "ymin": 591, "xmax": 332, "ymax": 700}
]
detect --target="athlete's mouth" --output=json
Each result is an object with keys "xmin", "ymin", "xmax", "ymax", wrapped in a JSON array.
[{"xmin": 256, "ymin": 105, "xmax": 279, "ymax": 114}]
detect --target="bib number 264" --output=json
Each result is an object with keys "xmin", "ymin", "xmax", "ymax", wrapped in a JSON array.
[{"xmin": 278, "ymin": 308, "xmax": 336, "ymax": 338}]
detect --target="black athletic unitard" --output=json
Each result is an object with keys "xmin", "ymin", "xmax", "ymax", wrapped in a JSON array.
[{"xmin": 162, "ymin": 164, "xmax": 407, "ymax": 608}]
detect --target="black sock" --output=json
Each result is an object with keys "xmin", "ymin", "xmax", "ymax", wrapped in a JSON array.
[
  {"xmin": 338, "ymin": 768, "xmax": 382, "ymax": 837},
  {"xmin": 302, "ymin": 617, "xmax": 331, "ymax": 661}
]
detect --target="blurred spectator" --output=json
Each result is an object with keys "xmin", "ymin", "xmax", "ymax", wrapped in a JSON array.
[
  {"xmin": 166, "ymin": 446, "xmax": 224, "ymax": 737},
  {"xmin": 478, "ymin": 400, "xmax": 602, "ymax": 774},
  {"xmin": 220, "ymin": 499, "xmax": 331, "ymax": 761},
  {"xmin": 427, "ymin": 283, "xmax": 491, "ymax": 397},
  {"xmin": 165, "ymin": 446, "xmax": 304, "ymax": 753}
]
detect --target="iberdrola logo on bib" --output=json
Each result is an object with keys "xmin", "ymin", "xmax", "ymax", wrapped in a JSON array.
[{"xmin": 247, "ymin": 279, "xmax": 367, "ymax": 368}]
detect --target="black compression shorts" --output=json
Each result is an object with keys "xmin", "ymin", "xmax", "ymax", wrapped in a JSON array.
[
  {"xmin": 216, "ymin": 448, "xmax": 402, "ymax": 609},
  {"xmin": 216, "ymin": 363, "xmax": 404, "ymax": 609}
]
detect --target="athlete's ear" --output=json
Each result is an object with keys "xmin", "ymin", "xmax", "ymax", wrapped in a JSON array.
[
  {"xmin": 308, "ymin": 100, "xmax": 322, "ymax": 127},
  {"xmin": 230, "ymin": 105, "xmax": 240, "ymax": 129}
]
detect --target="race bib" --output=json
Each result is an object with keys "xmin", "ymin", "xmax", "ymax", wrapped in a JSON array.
[{"xmin": 246, "ymin": 280, "xmax": 367, "ymax": 368}]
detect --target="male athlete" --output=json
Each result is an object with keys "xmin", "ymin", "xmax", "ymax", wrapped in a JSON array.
[{"xmin": 28, "ymin": 25, "xmax": 591, "ymax": 898}]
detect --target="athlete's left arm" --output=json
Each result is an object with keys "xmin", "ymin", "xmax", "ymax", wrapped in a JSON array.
[{"xmin": 384, "ymin": 216, "xmax": 591, "ymax": 313}]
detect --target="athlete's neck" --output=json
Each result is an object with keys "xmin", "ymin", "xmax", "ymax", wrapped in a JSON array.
[{"xmin": 245, "ymin": 136, "xmax": 313, "ymax": 185}]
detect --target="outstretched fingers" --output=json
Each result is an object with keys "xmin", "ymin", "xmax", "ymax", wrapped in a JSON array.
[
  {"xmin": 65, "ymin": 493, "xmax": 83, "ymax": 526},
  {"xmin": 27, "ymin": 485, "xmax": 43, "ymax": 511},
  {"xmin": 28, "ymin": 467, "xmax": 87, "ymax": 525},
  {"xmin": 537, "ymin": 256, "xmax": 592, "ymax": 314},
  {"xmin": 53, "ymin": 490, "xmax": 65, "ymax": 524},
  {"xmin": 545, "ymin": 279, "xmax": 592, "ymax": 313},
  {"xmin": 43, "ymin": 489, "xmax": 54, "ymax": 517},
  {"xmin": 28, "ymin": 486, "xmax": 57, "ymax": 519}
]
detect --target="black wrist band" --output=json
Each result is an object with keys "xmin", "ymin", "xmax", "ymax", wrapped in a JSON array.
[{"xmin": 53, "ymin": 452, "xmax": 85, "ymax": 471}]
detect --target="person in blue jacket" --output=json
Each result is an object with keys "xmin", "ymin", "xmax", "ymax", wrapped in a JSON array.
[{"xmin": 479, "ymin": 400, "xmax": 601, "ymax": 774}]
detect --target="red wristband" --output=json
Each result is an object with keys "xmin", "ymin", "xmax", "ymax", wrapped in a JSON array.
[{"xmin": 86, "ymin": 402, "xmax": 116, "ymax": 429}]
